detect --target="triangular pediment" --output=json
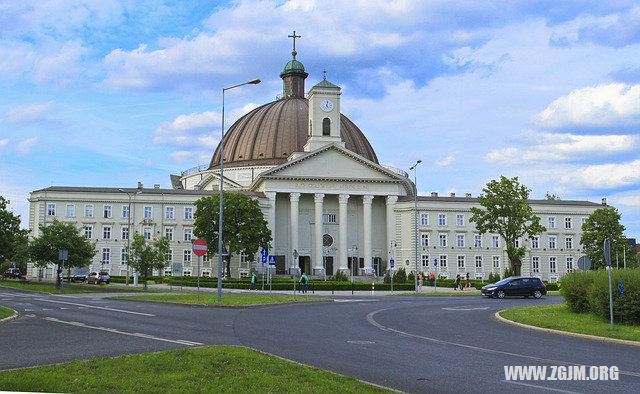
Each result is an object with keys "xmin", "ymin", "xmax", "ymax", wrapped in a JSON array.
[{"xmin": 198, "ymin": 173, "xmax": 242, "ymax": 190}]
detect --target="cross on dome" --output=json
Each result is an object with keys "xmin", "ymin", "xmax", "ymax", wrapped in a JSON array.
[{"xmin": 288, "ymin": 30, "xmax": 301, "ymax": 58}]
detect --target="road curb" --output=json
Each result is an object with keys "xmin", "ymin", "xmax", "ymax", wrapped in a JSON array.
[
  {"xmin": 108, "ymin": 296, "xmax": 333, "ymax": 309},
  {"xmin": 495, "ymin": 309, "xmax": 640, "ymax": 348},
  {"xmin": 0, "ymin": 307, "xmax": 19, "ymax": 324}
]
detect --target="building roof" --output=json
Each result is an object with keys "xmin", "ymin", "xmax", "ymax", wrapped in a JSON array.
[
  {"xmin": 397, "ymin": 195, "xmax": 603, "ymax": 206},
  {"xmin": 31, "ymin": 186, "xmax": 263, "ymax": 197}
]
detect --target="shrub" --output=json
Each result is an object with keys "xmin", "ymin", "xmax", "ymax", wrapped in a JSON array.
[
  {"xmin": 329, "ymin": 270, "xmax": 349, "ymax": 282},
  {"xmin": 503, "ymin": 266, "xmax": 515, "ymax": 279},
  {"xmin": 488, "ymin": 273, "xmax": 500, "ymax": 283},
  {"xmin": 394, "ymin": 268, "xmax": 407, "ymax": 283},
  {"xmin": 407, "ymin": 272, "xmax": 415, "ymax": 282},
  {"xmin": 559, "ymin": 272, "xmax": 592, "ymax": 312}
]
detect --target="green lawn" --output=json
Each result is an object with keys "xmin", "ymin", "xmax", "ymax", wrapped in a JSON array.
[
  {"xmin": 499, "ymin": 303, "xmax": 640, "ymax": 342},
  {"xmin": 0, "ymin": 279, "xmax": 161, "ymax": 294},
  {"xmin": 113, "ymin": 292, "xmax": 328, "ymax": 306},
  {"xmin": 0, "ymin": 306, "xmax": 14, "ymax": 320},
  {"xmin": 0, "ymin": 346, "xmax": 388, "ymax": 393}
]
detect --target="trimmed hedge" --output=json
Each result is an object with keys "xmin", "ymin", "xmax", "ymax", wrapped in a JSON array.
[{"xmin": 560, "ymin": 269, "xmax": 640, "ymax": 325}]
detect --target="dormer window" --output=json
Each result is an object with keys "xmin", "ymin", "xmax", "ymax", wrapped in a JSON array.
[{"xmin": 322, "ymin": 118, "xmax": 330, "ymax": 136}]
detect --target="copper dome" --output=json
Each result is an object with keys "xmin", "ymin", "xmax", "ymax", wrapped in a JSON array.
[{"xmin": 209, "ymin": 97, "xmax": 378, "ymax": 169}]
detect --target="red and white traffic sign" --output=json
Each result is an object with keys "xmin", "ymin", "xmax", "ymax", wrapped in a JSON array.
[{"xmin": 192, "ymin": 239, "xmax": 208, "ymax": 256}]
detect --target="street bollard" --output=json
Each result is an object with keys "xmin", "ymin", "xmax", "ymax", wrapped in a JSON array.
[
  {"xmin": 332, "ymin": 282, "xmax": 334, "ymax": 295},
  {"xmin": 352, "ymin": 281, "xmax": 354, "ymax": 295},
  {"xmin": 371, "ymin": 282, "xmax": 375, "ymax": 296},
  {"xmin": 312, "ymin": 282, "xmax": 315, "ymax": 294}
]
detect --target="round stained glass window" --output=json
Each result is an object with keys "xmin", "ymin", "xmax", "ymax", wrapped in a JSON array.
[{"xmin": 323, "ymin": 234, "xmax": 333, "ymax": 247}]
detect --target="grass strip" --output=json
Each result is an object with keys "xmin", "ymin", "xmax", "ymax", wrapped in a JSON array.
[
  {"xmin": 499, "ymin": 303, "xmax": 640, "ymax": 342},
  {"xmin": 0, "ymin": 346, "xmax": 388, "ymax": 393},
  {"xmin": 113, "ymin": 292, "xmax": 328, "ymax": 306},
  {"xmin": 0, "ymin": 279, "xmax": 161, "ymax": 294},
  {"xmin": 0, "ymin": 306, "xmax": 14, "ymax": 320}
]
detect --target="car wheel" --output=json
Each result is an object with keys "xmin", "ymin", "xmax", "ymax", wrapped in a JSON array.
[
  {"xmin": 496, "ymin": 290, "xmax": 505, "ymax": 299},
  {"xmin": 533, "ymin": 290, "xmax": 542, "ymax": 299}
]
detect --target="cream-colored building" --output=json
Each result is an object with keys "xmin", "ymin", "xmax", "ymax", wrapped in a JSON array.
[{"xmin": 27, "ymin": 49, "xmax": 603, "ymax": 281}]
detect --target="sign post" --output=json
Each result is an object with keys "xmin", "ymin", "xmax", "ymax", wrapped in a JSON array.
[
  {"xmin": 268, "ymin": 255, "xmax": 275, "ymax": 295},
  {"xmin": 604, "ymin": 238, "xmax": 614, "ymax": 330},
  {"xmin": 192, "ymin": 239, "xmax": 208, "ymax": 302},
  {"xmin": 390, "ymin": 258, "xmax": 394, "ymax": 293},
  {"xmin": 434, "ymin": 258, "xmax": 438, "ymax": 292},
  {"xmin": 58, "ymin": 249, "xmax": 68, "ymax": 289},
  {"xmin": 261, "ymin": 247, "xmax": 267, "ymax": 291}
]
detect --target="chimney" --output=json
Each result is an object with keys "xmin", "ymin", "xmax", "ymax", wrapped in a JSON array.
[
  {"xmin": 450, "ymin": 192, "xmax": 456, "ymax": 197},
  {"xmin": 465, "ymin": 193, "xmax": 472, "ymax": 197},
  {"xmin": 431, "ymin": 192, "xmax": 438, "ymax": 197},
  {"xmin": 137, "ymin": 182, "xmax": 143, "ymax": 189},
  {"xmin": 602, "ymin": 197, "xmax": 607, "ymax": 205},
  {"xmin": 154, "ymin": 184, "xmax": 160, "ymax": 189}
]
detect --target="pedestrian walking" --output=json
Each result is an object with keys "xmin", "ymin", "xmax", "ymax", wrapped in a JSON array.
[
  {"xmin": 429, "ymin": 273, "xmax": 435, "ymax": 287},
  {"xmin": 250, "ymin": 272, "xmax": 257, "ymax": 290},
  {"xmin": 300, "ymin": 272, "xmax": 309, "ymax": 294},
  {"xmin": 455, "ymin": 274, "xmax": 460, "ymax": 291},
  {"xmin": 418, "ymin": 272, "xmax": 423, "ymax": 291},
  {"xmin": 465, "ymin": 272, "xmax": 470, "ymax": 290}
]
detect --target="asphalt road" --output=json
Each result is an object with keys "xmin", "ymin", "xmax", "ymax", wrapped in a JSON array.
[{"xmin": 1, "ymin": 288, "xmax": 639, "ymax": 393}]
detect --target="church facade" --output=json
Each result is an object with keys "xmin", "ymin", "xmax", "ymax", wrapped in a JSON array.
[{"xmin": 27, "ymin": 48, "xmax": 603, "ymax": 282}]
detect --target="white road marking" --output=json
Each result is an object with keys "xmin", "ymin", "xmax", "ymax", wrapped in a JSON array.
[
  {"xmin": 24, "ymin": 309, "xmax": 33, "ymax": 312},
  {"xmin": 60, "ymin": 307, "xmax": 70, "ymax": 310},
  {"xmin": 43, "ymin": 317, "xmax": 203, "ymax": 346},
  {"xmin": 24, "ymin": 314, "xmax": 35, "ymax": 317},
  {"xmin": 334, "ymin": 299, "xmax": 380, "ymax": 303},
  {"xmin": 366, "ymin": 308, "xmax": 640, "ymax": 379},
  {"xmin": 501, "ymin": 380, "xmax": 583, "ymax": 393},
  {"xmin": 442, "ymin": 307, "xmax": 489, "ymax": 311},
  {"xmin": 42, "ymin": 308, "xmax": 52, "ymax": 311},
  {"xmin": 39, "ymin": 299, "xmax": 155, "ymax": 316}
]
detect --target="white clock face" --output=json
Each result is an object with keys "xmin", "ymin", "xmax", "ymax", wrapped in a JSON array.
[{"xmin": 320, "ymin": 99, "xmax": 334, "ymax": 112}]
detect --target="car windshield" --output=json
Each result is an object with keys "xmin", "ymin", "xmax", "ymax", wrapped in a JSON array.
[{"xmin": 494, "ymin": 278, "xmax": 513, "ymax": 285}]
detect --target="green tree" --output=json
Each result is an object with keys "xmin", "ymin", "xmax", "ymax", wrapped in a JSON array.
[
  {"xmin": 580, "ymin": 207, "xmax": 627, "ymax": 270},
  {"xmin": 194, "ymin": 192, "xmax": 271, "ymax": 278},
  {"xmin": 127, "ymin": 233, "xmax": 170, "ymax": 289},
  {"xmin": 29, "ymin": 219, "xmax": 96, "ymax": 285},
  {"xmin": 0, "ymin": 196, "xmax": 29, "ymax": 269},
  {"xmin": 470, "ymin": 176, "xmax": 546, "ymax": 275}
]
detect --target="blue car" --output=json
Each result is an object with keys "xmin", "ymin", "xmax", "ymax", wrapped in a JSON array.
[{"xmin": 481, "ymin": 276, "xmax": 547, "ymax": 299}]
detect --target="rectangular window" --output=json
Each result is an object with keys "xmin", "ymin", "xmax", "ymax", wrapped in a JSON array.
[
  {"xmin": 121, "ymin": 227, "xmax": 129, "ymax": 240},
  {"xmin": 421, "ymin": 254, "xmax": 429, "ymax": 267},
  {"xmin": 493, "ymin": 256, "xmax": 500, "ymax": 269},
  {"xmin": 144, "ymin": 228, "xmax": 151, "ymax": 240},
  {"xmin": 240, "ymin": 252, "xmax": 249, "ymax": 268},
  {"xmin": 439, "ymin": 234, "xmax": 447, "ymax": 247},
  {"xmin": 421, "ymin": 233, "xmax": 429, "ymax": 247},
  {"xmin": 474, "ymin": 235, "xmax": 482, "ymax": 248},
  {"xmin": 439, "ymin": 255, "xmax": 447, "ymax": 268},
  {"xmin": 184, "ymin": 207, "xmax": 193, "ymax": 220},
  {"xmin": 457, "ymin": 234, "xmax": 465, "ymax": 248},
  {"xmin": 166, "ymin": 249, "xmax": 172, "ymax": 262},
  {"xmin": 532, "ymin": 257, "xmax": 540, "ymax": 273},
  {"xmin": 184, "ymin": 249, "xmax": 192, "ymax": 264},
  {"xmin": 184, "ymin": 228, "xmax": 192, "ymax": 241},
  {"xmin": 103, "ymin": 226, "xmax": 111, "ymax": 240},
  {"xmin": 144, "ymin": 206, "xmax": 152, "ymax": 219},
  {"xmin": 47, "ymin": 203, "xmax": 56, "ymax": 216},
  {"xmin": 103, "ymin": 205, "xmax": 112, "ymax": 218},
  {"xmin": 548, "ymin": 216, "xmax": 556, "ymax": 229},
  {"xmin": 165, "ymin": 206, "xmax": 174, "ymax": 219},
  {"xmin": 515, "ymin": 238, "xmax": 520, "ymax": 248},
  {"xmin": 438, "ymin": 214, "xmax": 446, "ymax": 226},
  {"xmin": 66, "ymin": 204, "xmax": 75, "ymax": 217},
  {"xmin": 566, "ymin": 256, "xmax": 573, "ymax": 273},
  {"xmin": 165, "ymin": 227, "xmax": 174, "ymax": 241},
  {"xmin": 322, "ymin": 214, "xmax": 337, "ymax": 223},
  {"xmin": 84, "ymin": 226, "xmax": 92, "ymax": 239},
  {"xmin": 475, "ymin": 255, "xmax": 482, "ymax": 268},
  {"xmin": 565, "ymin": 237, "xmax": 573, "ymax": 249},
  {"xmin": 457, "ymin": 255, "xmax": 465, "ymax": 269},
  {"xmin": 121, "ymin": 249, "xmax": 128, "ymax": 264},
  {"xmin": 421, "ymin": 213, "xmax": 429, "ymax": 226},
  {"xmin": 456, "ymin": 214, "xmax": 464, "ymax": 226},
  {"xmin": 102, "ymin": 248, "xmax": 110, "ymax": 264},
  {"xmin": 550, "ymin": 257, "xmax": 557, "ymax": 273},
  {"xmin": 581, "ymin": 217, "xmax": 587, "ymax": 226},
  {"xmin": 85, "ymin": 204, "xmax": 94, "ymax": 217},
  {"xmin": 122, "ymin": 205, "xmax": 129, "ymax": 218},
  {"xmin": 203, "ymin": 253, "xmax": 210, "ymax": 263},
  {"xmin": 565, "ymin": 217, "xmax": 572, "ymax": 229},
  {"xmin": 549, "ymin": 236, "xmax": 556, "ymax": 249},
  {"xmin": 531, "ymin": 237, "xmax": 539, "ymax": 249},
  {"xmin": 492, "ymin": 236, "xmax": 499, "ymax": 248}
]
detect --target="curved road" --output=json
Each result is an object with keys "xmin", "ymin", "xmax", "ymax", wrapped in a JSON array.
[{"xmin": 1, "ymin": 288, "xmax": 639, "ymax": 393}]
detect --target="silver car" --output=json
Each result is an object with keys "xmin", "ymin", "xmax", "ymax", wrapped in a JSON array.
[{"xmin": 87, "ymin": 271, "xmax": 110, "ymax": 284}]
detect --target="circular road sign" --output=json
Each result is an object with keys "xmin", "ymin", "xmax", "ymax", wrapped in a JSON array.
[
  {"xmin": 192, "ymin": 239, "xmax": 208, "ymax": 257},
  {"xmin": 577, "ymin": 256, "xmax": 592, "ymax": 270}
]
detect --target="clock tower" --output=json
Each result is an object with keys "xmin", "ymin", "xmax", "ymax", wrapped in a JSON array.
[{"xmin": 304, "ymin": 71, "xmax": 344, "ymax": 152}]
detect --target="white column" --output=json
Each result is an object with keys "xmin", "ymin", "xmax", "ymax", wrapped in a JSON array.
[
  {"xmin": 338, "ymin": 194, "xmax": 350, "ymax": 273},
  {"xmin": 264, "ymin": 192, "xmax": 276, "ymax": 275},
  {"xmin": 289, "ymin": 192, "xmax": 300, "ymax": 273},
  {"xmin": 386, "ymin": 195, "xmax": 398, "ymax": 267},
  {"xmin": 313, "ymin": 193, "xmax": 325, "ymax": 275},
  {"xmin": 363, "ymin": 195, "xmax": 373, "ymax": 273}
]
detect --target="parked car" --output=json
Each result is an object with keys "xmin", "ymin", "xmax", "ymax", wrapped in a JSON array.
[
  {"xmin": 481, "ymin": 276, "xmax": 547, "ymax": 299},
  {"xmin": 2, "ymin": 268, "xmax": 22, "ymax": 279},
  {"xmin": 87, "ymin": 271, "xmax": 110, "ymax": 284}
]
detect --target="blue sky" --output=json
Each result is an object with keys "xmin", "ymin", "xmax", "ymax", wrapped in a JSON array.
[{"xmin": 1, "ymin": 0, "xmax": 640, "ymax": 240}]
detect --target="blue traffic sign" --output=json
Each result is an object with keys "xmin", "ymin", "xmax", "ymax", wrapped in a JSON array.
[
  {"xmin": 268, "ymin": 255, "xmax": 276, "ymax": 266},
  {"xmin": 434, "ymin": 258, "xmax": 438, "ymax": 267},
  {"xmin": 620, "ymin": 279, "xmax": 624, "ymax": 296},
  {"xmin": 261, "ymin": 247, "xmax": 267, "ymax": 263},
  {"xmin": 390, "ymin": 259, "xmax": 394, "ymax": 269}
]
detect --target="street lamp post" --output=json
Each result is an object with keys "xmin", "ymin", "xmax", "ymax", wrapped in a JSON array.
[
  {"xmin": 218, "ymin": 78, "xmax": 261, "ymax": 303},
  {"xmin": 118, "ymin": 189, "xmax": 141, "ymax": 286},
  {"xmin": 409, "ymin": 160, "xmax": 422, "ymax": 294}
]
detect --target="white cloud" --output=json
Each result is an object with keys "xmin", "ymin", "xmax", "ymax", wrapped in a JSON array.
[
  {"xmin": 32, "ymin": 41, "xmax": 87, "ymax": 87},
  {"xmin": 4, "ymin": 101, "xmax": 54, "ymax": 123},
  {"xmin": 16, "ymin": 137, "xmax": 38, "ymax": 155},
  {"xmin": 486, "ymin": 133, "xmax": 638, "ymax": 163},
  {"xmin": 609, "ymin": 191, "xmax": 640, "ymax": 208},
  {"xmin": 536, "ymin": 83, "xmax": 640, "ymax": 128},
  {"xmin": 169, "ymin": 150, "xmax": 210, "ymax": 164},
  {"xmin": 559, "ymin": 160, "xmax": 640, "ymax": 189},
  {"xmin": 0, "ymin": 139, "xmax": 8, "ymax": 148},
  {"xmin": 435, "ymin": 155, "xmax": 455, "ymax": 167}
]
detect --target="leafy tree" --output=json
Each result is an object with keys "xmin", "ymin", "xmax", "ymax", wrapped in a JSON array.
[
  {"xmin": 194, "ymin": 193, "xmax": 271, "ymax": 278},
  {"xmin": 545, "ymin": 192, "xmax": 560, "ymax": 200},
  {"xmin": 29, "ymin": 219, "xmax": 96, "ymax": 285},
  {"xmin": 470, "ymin": 176, "xmax": 546, "ymax": 275},
  {"xmin": 0, "ymin": 196, "xmax": 29, "ymax": 268},
  {"xmin": 580, "ymin": 207, "xmax": 627, "ymax": 270},
  {"xmin": 127, "ymin": 233, "xmax": 170, "ymax": 289}
]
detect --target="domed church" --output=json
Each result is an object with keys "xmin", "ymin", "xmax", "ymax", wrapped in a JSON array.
[{"xmin": 27, "ymin": 37, "xmax": 602, "ymax": 282}]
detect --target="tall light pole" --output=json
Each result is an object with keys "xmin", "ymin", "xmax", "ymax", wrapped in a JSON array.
[
  {"xmin": 118, "ymin": 189, "xmax": 141, "ymax": 286},
  {"xmin": 409, "ymin": 160, "xmax": 422, "ymax": 294},
  {"xmin": 218, "ymin": 78, "xmax": 261, "ymax": 303}
]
